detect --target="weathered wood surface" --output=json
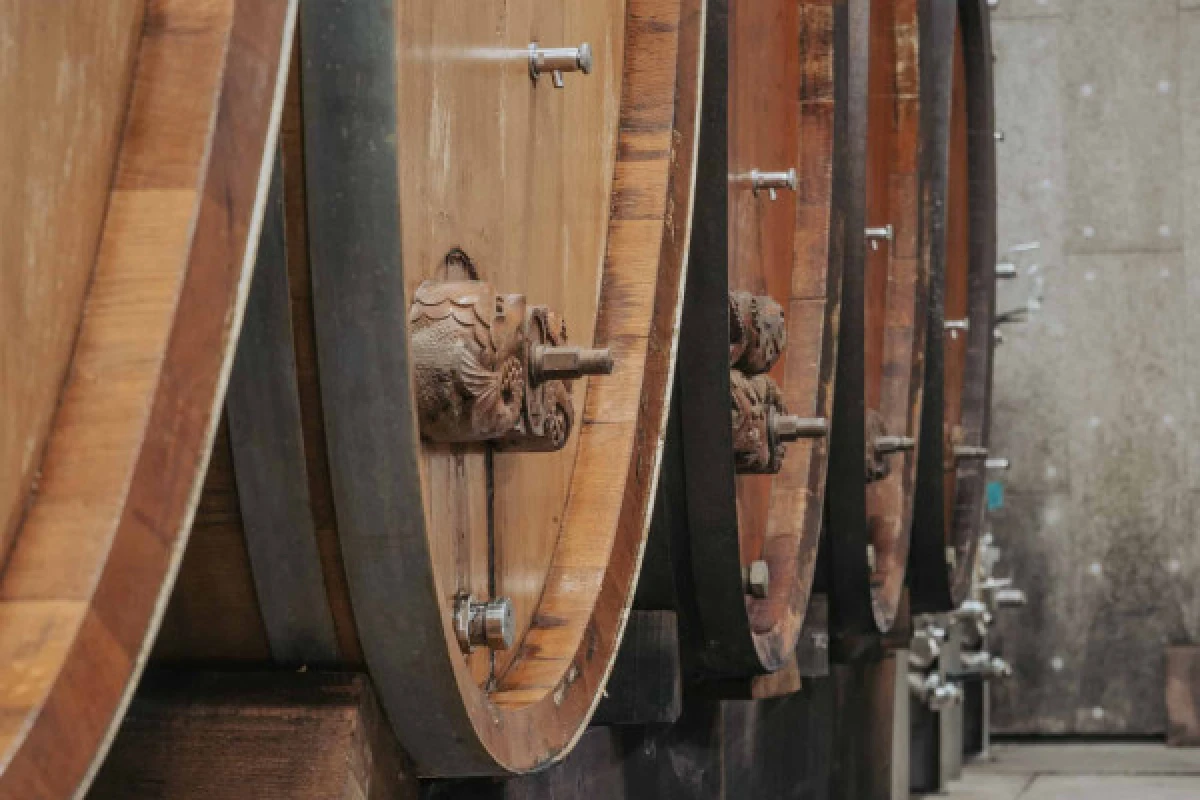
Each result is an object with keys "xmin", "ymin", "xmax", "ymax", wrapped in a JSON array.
[
  {"xmin": 662, "ymin": 0, "xmax": 846, "ymax": 685},
  {"xmin": 0, "ymin": 1, "xmax": 144, "ymax": 563},
  {"xmin": 827, "ymin": 0, "xmax": 931, "ymax": 641},
  {"xmin": 0, "ymin": 1, "xmax": 295, "ymax": 796},
  {"xmin": 909, "ymin": 0, "xmax": 997, "ymax": 614},
  {"xmin": 88, "ymin": 673, "xmax": 417, "ymax": 800},
  {"xmin": 592, "ymin": 611, "xmax": 683, "ymax": 727},
  {"xmin": 156, "ymin": 0, "xmax": 704, "ymax": 777}
]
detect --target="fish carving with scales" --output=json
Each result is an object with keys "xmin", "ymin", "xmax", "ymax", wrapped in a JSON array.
[{"xmin": 410, "ymin": 277, "xmax": 614, "ymax": 452}]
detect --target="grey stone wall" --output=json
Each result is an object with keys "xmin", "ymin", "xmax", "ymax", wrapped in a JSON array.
[{"xmin": 988, "ymin": 0, "xmax": 1200, "ymax": 735}]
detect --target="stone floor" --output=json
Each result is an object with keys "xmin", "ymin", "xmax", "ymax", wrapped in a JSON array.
[{"xmin": 943, "ymin": 744, "xmax": 1200, "ymax": 799}]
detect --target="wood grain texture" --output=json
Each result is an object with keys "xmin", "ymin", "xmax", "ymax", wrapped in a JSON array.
[
  {"xmin": 663, "ymin": 0, "xmax": 845, "ymax": 685},
  {"xmin": 0, "ymin": 1, "xmax": 144, "ymax": 565},
  {"xmin": 0, "ymin": 0, "xmax": 295, "ymax": 796},
  {"xmin": 591, "ymin": 610, "xmax": 682, "ymax": 726},
  {"xmin": 908, "ymin": 0, "xmax": 997, "ymax": 613},
  {"xmin": 88, "ymin": 673, "xmax": 418, "ymax": 800},
  {"xmin": 865, "ymin": 0, "xmax": 929, "ymax": 632},
  {"xmin": 301, "ymin": 0, "xmax": 703, "ymax": 776},
  {"xmin": 826, "ymin": 0, "xmax": 930, "ymax": 639}
]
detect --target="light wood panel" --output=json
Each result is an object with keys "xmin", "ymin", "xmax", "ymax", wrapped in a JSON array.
[
  {"xmin": 0, "ymin": 1, "xmax": 144, "ymax": 564},
  {"xmin": 0, "ymin": 0, "xmax": 295, "ymax": 795},
  {"xmin": 394, "ymin": 0, "xmax": 626, "ymax": 687}
]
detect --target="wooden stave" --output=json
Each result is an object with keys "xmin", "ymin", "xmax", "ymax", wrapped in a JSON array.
[
  {"xmin": 0, "ymin": 1, "xmax": 296, "ymax": 797},
  {"xmin": 908, "ymin": 0, "xmax": 998, "ymax": 613},
  {"xmin": 656, "ymin": 0, "xmax": 846, "ymax": 682},
  {"xmin": 826, "ymin": 0, "xmax": 932, "ymax": 640},
  {"xmin": 153, "ymin": 0, "xmax": 705, "ymax": 777}
]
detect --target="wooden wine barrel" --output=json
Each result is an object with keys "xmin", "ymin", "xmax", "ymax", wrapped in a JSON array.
[
  {"xmin": 152, "ymin": 0, "xmax": 705, "ymax": 777},
  {"xmin": 826, "ymin": 0, "xmax": 931, "ymax": 641},
  {"xmin": 637, "ymin": 0, "xmax": 846, "ymax": 683},
  {"xmin": 909, "ymin": 0, "xmax": 997, "ymax": 613},
  {"xmin": 0, "ymin": 1, "xmax": 295, "ymax": 797}
]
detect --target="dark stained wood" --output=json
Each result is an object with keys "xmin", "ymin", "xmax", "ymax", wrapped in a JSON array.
[
  {"xmin": 909, "ymin": 0, "xmax": 998, "ymax": 614},
  {"xmin": 723, "ymin": 684, "xmax": 836, "ymax": 800},
  {"xmin": 1166, "ymin": 646, "xmax": 1200, "ymax": 747},
  {"xmin": 88, "ymin": 673, "xmax": 418, "ymax": 800},
  {"xmin": 225, "ymin": 149, "xmax": 341, "ymax": 666},
  {"xmin": 592, "ymin": 611, "xmax": 683, "ymax": 727},
  {"xmin": 0, "ymin": 1, "xmax": 296, "ymax": 796},
  {"xmin": 664, "ymin": 0, "xmax": 847, "ymax": 686},
  {"xmin": 828, "ymin": 0, "xmax": 932, "ymax": 641},
  {"xmin": 831, "ymin": 655, "xmax": 905, "ymax": 800}
]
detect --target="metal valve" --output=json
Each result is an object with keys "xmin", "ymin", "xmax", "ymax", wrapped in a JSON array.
[
  {"xmin": 866, "ymin": 409, "xmax": 916, "ymax": 481},
  {"xmin": 996, "ymin": 261, "xmax": 1019, "ymax": 279},
  {"xmin": 865, "ymin": 224, "xmax": 894, "ymax": 250},
  {"xmin": 909, "ymin": 673, "xmax": 963, "ymax": 712},
  {"xmin": 945, "ymin": 318, "xmax": 971, "ymax": 333},
  {"xmin": 910, "ymin": 629, "xmax": 944, "ymax": 670},
  {"xmin": 529, "ymin": 42, "xmax": 593, "ymax": 88},
  {"xmin": 750, "ymin": 168, "xmax": 798, "ymax": 200},
  {"xmin": 772, "ymin": 414, "xmax": 830, "ymax": 442},
  {"xmin": 954, "ymin": 445, "xmax": 989, "ymax": 461},
  {"xmin": 743, "ymin": 560, "xmax": 771, "ymax": 599},
  {"xmin": 961, "ymin": 652, "xmax": 1014, "ymax": 680},
  {"xmin": 876, "ymin": 435, "xmax": 917, "ymax": 456},
  {"xmin": 454, "ymin": 593, "xmax": 515, "ymax": 653},
  {"xmin": 530, "ymin": 345, "xmax": 614, "ymax": 383},
  {"xmin": 992, "ymin": 587, "xmax": 1028, "ymax": 609}
]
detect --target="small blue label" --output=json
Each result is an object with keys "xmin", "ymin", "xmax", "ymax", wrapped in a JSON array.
[{"xmin": 987, "ymin": 481, "xmax": 1005, "ymax": 511}]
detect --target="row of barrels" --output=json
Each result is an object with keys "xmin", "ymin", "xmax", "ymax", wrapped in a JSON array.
[{"xmin": 0, "ymin": 0, "xmax": 1000, "ymax": 795}]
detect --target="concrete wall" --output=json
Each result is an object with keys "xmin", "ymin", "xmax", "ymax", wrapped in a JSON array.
[{"xmin": 988, "ymin": 0, "xmax": 1200, "ymax": 734}]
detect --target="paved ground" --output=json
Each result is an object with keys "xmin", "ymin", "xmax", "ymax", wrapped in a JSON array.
[{"xmin": 944, "ymin": 744, "xmax": 1200, "ymax": 799}]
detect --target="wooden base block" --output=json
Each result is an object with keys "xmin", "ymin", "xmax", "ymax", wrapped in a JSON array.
[
  {"xmin": 1167, "ymin": 645, "xmax": 1200, "ymax": 747},
  {"xmin": 88, "ymin": 672, "xmax": 418, "ymax": 800},
  {"xmin": 593, "ymin": 611, "xmax": 683, "ymax": 726}
]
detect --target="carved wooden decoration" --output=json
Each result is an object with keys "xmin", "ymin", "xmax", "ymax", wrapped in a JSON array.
[
  {"xmin": 731, "ymin": 370, "xmax": 787, "ymax": 474},
  {"xmin": 729, "ymin": 289, "xmax": 787, "ymax": 375},
  {"xmin": 409, "ymin": 277, "xmax": 612, "ymax": 452}
]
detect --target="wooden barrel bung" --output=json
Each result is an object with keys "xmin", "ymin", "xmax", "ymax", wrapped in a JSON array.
[
  {"xmin": 0, "ymin": 1, "xmax": 295, "ymax": 797},
  {"xmin": 909, "ymin": 0, "xmax": 998, "ymax": 613},
  {"xmin": 642, "ymin": 0, "xmax": 844, "ymax": 684},
  {"xmin": 825, "ymin": 0, "xmax": 931, "ymax": 642},
  {"xmin": 154, "ymin": 0, "xmax": 705, "ymax": 777}
]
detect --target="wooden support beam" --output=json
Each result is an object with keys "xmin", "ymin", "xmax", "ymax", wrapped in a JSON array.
[
  {"xmin": 89, "ymin": 672, "xmax": 418, "ymax": 800},
  {"xmin": 592, "ymin": 611, "xmax": 683, "ymax": 726}
]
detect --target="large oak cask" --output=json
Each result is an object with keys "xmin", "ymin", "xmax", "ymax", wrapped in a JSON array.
[
  {"xmin": 0, "ymin": 1, "xmax": 295, "ymax": 796},
  {"xmin": 152, "ymin": 0, "xmax": 706, "ymax": 778}
]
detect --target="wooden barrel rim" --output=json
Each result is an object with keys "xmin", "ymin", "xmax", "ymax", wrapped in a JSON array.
[
  {"xmin": 909, "ymin": 0, "xmax": 998, "ymax": 612},
  {"xmin": 666, "ymin": 0, "xmax": 844, "ymax": 679},
  {"xmin": 298, "ymin": 0, "xmax": 703, "ymax": 775},
  {"xmin": 0, "ymin": 1, "xmax": 295, "ymax": 795},
  {"xmin": 826, "ymin": 0, "xmax": 930, "ymax": 638}
]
